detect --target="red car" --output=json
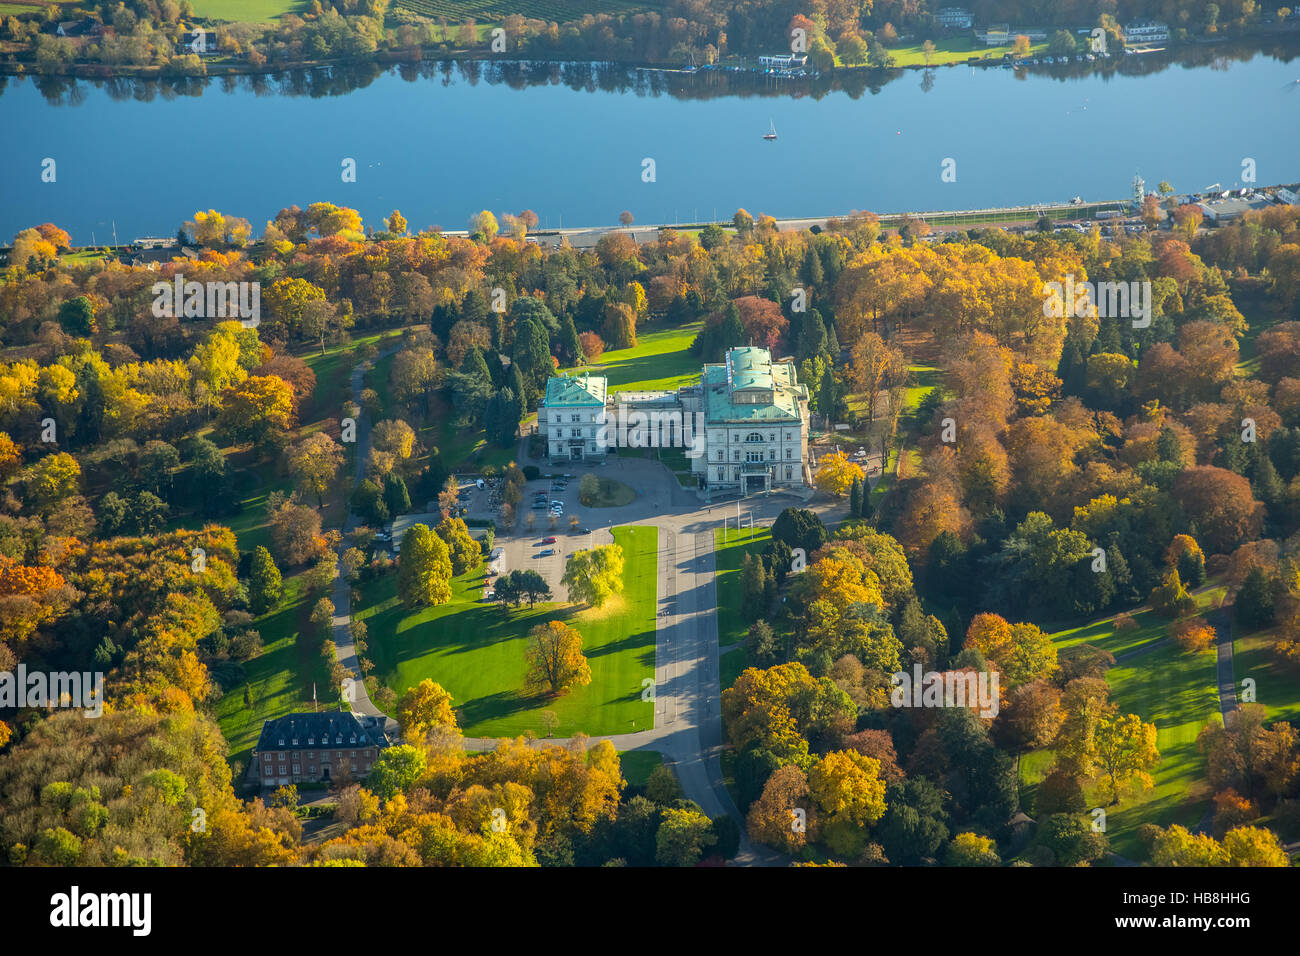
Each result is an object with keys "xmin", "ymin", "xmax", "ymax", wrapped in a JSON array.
[{"xmin": 541, "ymin": 537, "xmax": 557, "ymax": 545}]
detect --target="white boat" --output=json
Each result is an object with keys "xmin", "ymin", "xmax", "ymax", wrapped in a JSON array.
[{"xmin": 763, "ymin": 119, "xmax": 777, "ymax": 141}]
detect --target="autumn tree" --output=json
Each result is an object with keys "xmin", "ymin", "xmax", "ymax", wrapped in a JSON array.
[
  {"xmin": 1172, "ymin": 466, "xmax": 1263, "ymax": 554},
  {"xmin": 963, "ymin": 613, "xmax": 1057, "ymax": 687},
  {"xmin": 435, "ymin": 515, "xmax": 479, "ymax": 575},
  {"xmin": 269, "ymin": 499, "xmax": 323, "ymax": 567},
  {"xmin": 218, "ymin": 375, "xmax": 296, "ymax": 453},
  {"xmin": 807, "ymin": 749, "xmax": 886, "ymax": 858},
  {"xmin": 562, "ymin": 544, "xmax": 624, "ymax": 608},
  {"xmin": 288, "ymin": 432, "xmax": 343, "ymax": 509},
  {"xmin": 814, "ymin": 449, "xmax": 865, "ymax": 497},
  {"xmin": 395, "ymin": 679, "xmax": 458, "ymax": 741},
  {"xmin": 397, "ymin": 524, "xmax": 453, "ymax": 608},
  {"xmin": 524, "ymin": 620, "xmax": 592, "ymax": 695}
]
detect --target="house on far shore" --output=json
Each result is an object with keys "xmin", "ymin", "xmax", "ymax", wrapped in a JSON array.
[
  {"xmin": 180, "ymin": 29, "xmax": 221, "ymax": 55},
  {"xmin": 1123, "ymin": 19, "xmax": 1170, "ymax": 43},
  {"xmin": 56, "ymin": 17, "xmax": 108, "ymax": 38},
  {"xmin": 757, "ymin": 53, "xmax": 808, "ymax": 71},
  {"xmin": 935, "ymin": 7, "xmax": 974, "ymax": 30},
  {"xmin": 252, "ymin": 711, "xmax": 388, "ymax": 788},
  {"xmin": 979, "ymin": 23, "xmax": 1010, "ymax": 45}
]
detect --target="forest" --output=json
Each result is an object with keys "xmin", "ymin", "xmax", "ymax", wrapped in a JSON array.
[{"xmin": 0, "ymin": 185, "xmax": 1298, "ymax": 865}]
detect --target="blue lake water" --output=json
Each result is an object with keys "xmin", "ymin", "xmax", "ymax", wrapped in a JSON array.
[{"xmin": 1, "ymin": 51, "xmax": 1298, "ymax": 243}]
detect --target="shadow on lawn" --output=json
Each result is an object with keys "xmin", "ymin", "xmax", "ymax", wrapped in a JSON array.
[
  {"xmin": 597, "ymin": 349, "xmax": 698, "ymax": 389},
  {"xmin": 457, "ymin": 689, "xmax": 539, "ymax": 727}
]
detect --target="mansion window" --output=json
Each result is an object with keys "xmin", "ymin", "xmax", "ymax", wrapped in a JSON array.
[
  {"xmin": 745, "ymin": 432, "xmax": 763, "ymax": 443},
  {"xmin": 746, "ymin": 451, "xmax": 763, "ymax": 463}
]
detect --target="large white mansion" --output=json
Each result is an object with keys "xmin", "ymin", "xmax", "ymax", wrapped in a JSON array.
[{"xmin": 538, "ymin": 346, "xmax": 811, "ymax": 495}]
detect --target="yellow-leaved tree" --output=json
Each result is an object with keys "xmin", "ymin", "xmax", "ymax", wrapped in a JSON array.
[
  {"xmin": 524, "ymin": 620, "xmax": 592, "ymax": 696},
  {"xmin": 562, "ymin": 544, "xmax": 624, "ymax": 608},
  {"xmin": 814, "ymin": 450, "xmax": 864, "ymax": 497}
]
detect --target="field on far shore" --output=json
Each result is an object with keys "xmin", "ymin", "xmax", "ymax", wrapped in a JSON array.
[{"xmin": 188, "ymin": 0, "xmax": 307, "ymax": 21}]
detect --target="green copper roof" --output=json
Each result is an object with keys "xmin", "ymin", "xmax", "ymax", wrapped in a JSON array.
[
  {"xmin": 542, "ymin": 373, "xmax": 607, "ymax": 406},
  {"xmin": 702, "ymin": 347, "xmax": 806, "ymax": 422}
]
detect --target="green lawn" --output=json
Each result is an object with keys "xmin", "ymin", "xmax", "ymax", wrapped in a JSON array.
[
  {"xmin": 1049, "ymin": 585, "xmax": 1227, "ymax": 659},
  {"xmin": 1047, "ymin": 597, "xmax": 1224, "ymax": 858},
  {"xmin": 720, "ymin": 645, "xmax": 746, "ymax": 692},
  {"xmin": 570, "ymin": 323, "xmax": 701, "ymax": 394},
  {"xmin": 1097, "ymin": 640, "xmax": 1218, "ymax": 858},
  {"xmin": 619, "ymin": 750, "xmax": 664, "ymax": 788},
  {"xmin": 358, "ymin": 525, "xmax": 657, "ymax": 737},
  {"xmin": 902, "ymin": 365, "xmax": 940, "ymax": 418},
  {"xmin": 713, "ymin": 526, "xmax": 770, "ymax": 650},
  {"xmin": 216, "ymin": 575, "xmax": 333, "ymax": 770},
  {"xmin": 880, "ymin": 35, "xmax": 1051, "ymax": 67},
  {"xmin": 580, "ymin": 477, "xmax": 635, "ymax": 507},
  {"xmin": 188, "ymin": 0, "xmax": 307, "ymax": 21},
  {"xmin": 1233, "ymin": 628, "xmax": 1300, "ymax": 726}
]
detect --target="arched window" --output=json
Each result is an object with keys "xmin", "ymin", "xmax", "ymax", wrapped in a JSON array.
[{"xmin": 745, "ymin": 432, "xmax": 763, "ymax": 443}]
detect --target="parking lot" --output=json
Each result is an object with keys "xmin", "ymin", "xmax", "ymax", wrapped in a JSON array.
[{"xmin": 493, "ymin": 473, "xmax": 599, "ymax": 603}]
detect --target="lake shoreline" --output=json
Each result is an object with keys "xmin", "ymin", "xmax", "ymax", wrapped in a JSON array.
[{"xmin": 3, "ymin": 27, "xmax": 1298, "ymax": 85}]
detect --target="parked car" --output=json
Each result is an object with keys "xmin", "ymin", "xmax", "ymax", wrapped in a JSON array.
[
  {"xmin": 541, "ymin": 537, "xmax": 557, "ymax": 544},
  {"xmin": 538, "ymin": 549, "xmax": 554, "ymax": 557}
]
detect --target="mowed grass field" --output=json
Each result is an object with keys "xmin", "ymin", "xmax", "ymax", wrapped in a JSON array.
[
  {"xmin": 216, "ymin": 575, "xmax": 334, "ymax": 769},
  {"xmin": 394, "ymin": 0, "xmax": 656, "ymax": 25},
  {"xmin": 1098, "ymin": 640, "xmax": 1218, "ymax": 858},
  {"xmin": 1046, "ymin": 598, "xmax": 1223, "ymax": 858},
  {"xmin": 713, "ymin": 526, "xmax": 770, "ymax": 650},
  {"xmin": 568, "ymin": 322, "xmax": 701, "ymax": 394},
  {"xmin": 883, "ymin": 35, "xmax": 1051, "ymax": 67},
  {"xmin": 188, "ymin": 0, "xmax": 308, "ymax": 21},
  {"xmin": 358, "ymin": 525, "xmax": 657, "ymax": 737},
  {"xmin": 714, "ymin": 526, "xmax": 770, "ymax": 691},
  {"xmin": 1233, "ymin": 628, "xmax": 1300, "ymax": 726}
]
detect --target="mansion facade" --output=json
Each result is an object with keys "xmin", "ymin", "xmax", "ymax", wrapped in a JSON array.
[{"xmin": 538, "ymin": 346, "xmax": 810, "ymax": 495}]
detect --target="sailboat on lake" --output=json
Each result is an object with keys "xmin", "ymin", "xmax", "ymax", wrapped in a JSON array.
[{"xmin": 763, "ymin": 119, "xmax": 778, "ymax": 141}]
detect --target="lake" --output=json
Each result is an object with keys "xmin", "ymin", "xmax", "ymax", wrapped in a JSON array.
[{"xmin": 1, "ymin": 48, "xmax": 1298, "ymax": 243}]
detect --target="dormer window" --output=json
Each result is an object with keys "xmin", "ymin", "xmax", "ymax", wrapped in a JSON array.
[{"xmin": 292, "ymin": 738, "xmax": 298, "ymax": 745}]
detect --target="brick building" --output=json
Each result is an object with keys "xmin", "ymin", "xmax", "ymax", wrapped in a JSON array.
[{"xmin": 253, "ymin": 711, "xmax": 388, "ymax": 788}]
